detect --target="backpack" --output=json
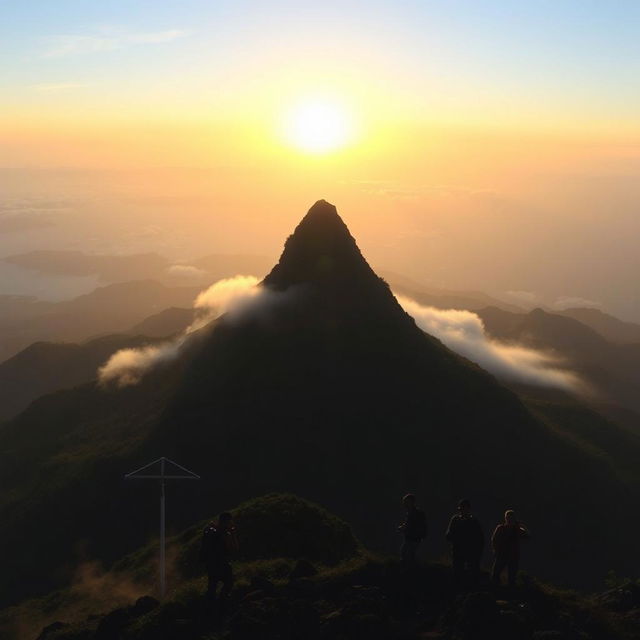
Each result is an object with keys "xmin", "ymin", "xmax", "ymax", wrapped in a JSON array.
[
  {"xmin": 417, "ymin": 511, "xmax": 428, "ymax": 539},
  {"xmin": 200, "ymin": 525, "xmax": 221, "ymax": 564}
]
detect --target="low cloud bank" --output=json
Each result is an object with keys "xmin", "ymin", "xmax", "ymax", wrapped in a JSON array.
[
  {"xmin": 553, "ymin": 296, "xmax": 601, "ymax": 310},
  {"xmin": 166, "ymin": 264, "xmax": 207, "ymax": 280},
  {"xmin": 99, "ymin": 276, "xmax": 579, "ymax": 391},
  {"xmin": 397, "ymin": 295, "xmax": 580, "ymax": 391},
  {"xmin": 99, "ymin": 275, "xmax": 261, "ymax": 386}
]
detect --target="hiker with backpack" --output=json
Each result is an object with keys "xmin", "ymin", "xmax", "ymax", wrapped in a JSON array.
[
  {"xmin": 446, "ymin": 498, "xmax": 485, "ymax": 587},
  {"xmin": 397, "ymin": 493, "xmax": 428, "ymax": 566},
  {"xmin": 491, "ymin": 509, "xmax": 529, "ymax": 588},
  {"xmin": 201, "ymin": 512, "xmax": 239, "ymax": 608}
]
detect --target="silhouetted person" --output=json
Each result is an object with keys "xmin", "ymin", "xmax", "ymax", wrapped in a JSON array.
[
  {"xmin": 446, "ymin": 498, "xmax": 484, "ymax": 587},
  {"xmin": 398, "ymin": 493, "xmax": 427, "ymax": 566},
  {"xmin": 491, "ymin": 509, "xmax": 529, "ymax": 588},
  {"xmin": 201, "ymin": 512, "xmax": 238, "ymax": 609}
]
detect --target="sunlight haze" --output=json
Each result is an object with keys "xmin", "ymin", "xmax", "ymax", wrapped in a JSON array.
[{"xmin": 1, "ymin": 0, "xmax": 639, "ymax": 319}]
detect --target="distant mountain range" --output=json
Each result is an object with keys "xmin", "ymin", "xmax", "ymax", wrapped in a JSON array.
[
  {"xmin": 0, "ymin": 201, "xmax": 638, "ymax": 614},
  {"xmin": 3, "ymin": 250, "xmax": 169, "ymax": 281},
  {"xmin": 2, "ymin": 250, "xmax": 272, "ymax": 285},
  {"xmin": 478, "ymin": 306, "xmax": 640, "ymax": 417},
  {"xmin": 0, "ymin": 281, "xmax": 200, "ymax": 361},
  {"xmin": 0, "ymin": 334, "xmax": 163, "ymax": 422},
  {"xmin": 557, "ymin": 307, "xmax": 640, "ymax": 344}
]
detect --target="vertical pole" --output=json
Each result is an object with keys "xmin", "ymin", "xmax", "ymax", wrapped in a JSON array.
[{"xmin": 160, "ymin": 458, "xmax": 166, "ymax": 599}]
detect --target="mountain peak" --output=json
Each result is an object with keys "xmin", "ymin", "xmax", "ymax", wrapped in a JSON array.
[
  {"xmin": 263, "ymin": 200, "xmax": 376, "ymax": 290},
  {"xmin": 306, "ymin": 198, "xmax": 340, "ymax": 216},
  {"xmin": 259, "ymin": 200, "xmax": 413, "ymax": 327}
]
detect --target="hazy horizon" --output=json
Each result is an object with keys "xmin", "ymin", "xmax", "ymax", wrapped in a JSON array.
[
  {"xmin": 1, "ymin": 1, "xmax": 639, "ymax": 320},
  {"xmin": 2, "ymin": 166, "xmax": 639, "ymax": 321}
]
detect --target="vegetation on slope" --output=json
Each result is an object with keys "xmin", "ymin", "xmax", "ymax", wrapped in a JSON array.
[{"xmin": 3, "ymin": 494, "xmax": 638, "ymax": 640}]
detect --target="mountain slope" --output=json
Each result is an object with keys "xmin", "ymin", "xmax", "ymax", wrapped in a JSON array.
[
  {"xmin": 0, "ymin": 280, "xmax": 200, "ymax": 361},
  {"xmin": 128, "ymin": 306, "xmax": 195, "ymax": 338},
  {"xmin": 0, "ymin": 334, "xmax": 161, "ymax": 422},
  {"xmin": 558, "ymin": 307, "xmax": 640, "ymax": 344},
  {"xmin": 478, "ymin": 306, "xmax": 640, "ymax": 414},
  {"xmin": 0, "ymin": 201, "xmax": 638, "ymax": 609}
]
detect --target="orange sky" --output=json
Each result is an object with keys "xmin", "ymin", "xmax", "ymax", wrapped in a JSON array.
[{"xmin": 1, "ymin": 1, "xmax": 639, "ymax": 319}]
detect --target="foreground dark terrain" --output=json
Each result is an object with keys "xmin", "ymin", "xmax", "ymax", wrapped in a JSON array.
[{"xmin": 4, "ymin": 495, "xmax": 639, "ymax": 640}]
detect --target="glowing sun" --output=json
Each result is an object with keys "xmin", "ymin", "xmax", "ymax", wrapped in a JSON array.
[{"xmin": 284, "ymin": 97, "xmax": 354, "ymax": 153}]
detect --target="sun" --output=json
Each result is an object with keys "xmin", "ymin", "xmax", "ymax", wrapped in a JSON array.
[{"xmin": 283, "ymin": 97, "xmax": 354, "ymax": 153}]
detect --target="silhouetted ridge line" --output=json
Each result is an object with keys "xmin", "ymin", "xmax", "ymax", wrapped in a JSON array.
[
  {"xmin": 260, "ymin": 199, "xmax": 416, "ymax": 328},
  {"xmin": 264, "ymin": 199, "xmax": 379, "ymax": 289}
]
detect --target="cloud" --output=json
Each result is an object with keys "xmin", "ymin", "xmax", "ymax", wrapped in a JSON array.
[
  {"xmin": 166, "ymin": 264, "xmax": 207, "ymax": 280},
  {"xmin": 43, "ymin": 28, "xmax": 188, "ymax": 57},
  {"xmin": 0, "ymin": 198, "xmax": 73, "ymax": 233},
  {"xmin": 98, "ymin": 339, "xmax": 185, "ymax": 387},
  {"xmin": 99, "ymin": 275, "xmax": 263, "ymax": 387},
  {"xmin": 31, "ymin": 82, "xmax": 91, "ymax": 92},
  {"xmin": 397, "ymin": 295, "xmax": 580, "ymax": 391},
  {"xmin": 190, "ymin": 275, "xmax": 261, "ymax": 325},
  {"xmin": 99, "ymin": 276, "xmax": 579, "ymax": 392},
  {"xmin": 553, "ymin": 296, "xmax": 601, "ymax": 310},
  {"xmin": 346, "ymin": 180, "xmax": 498, "ymax": 201}
]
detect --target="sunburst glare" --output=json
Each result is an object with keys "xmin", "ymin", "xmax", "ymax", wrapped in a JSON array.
[{"xmin": 283, "ymin": 97, "xmax": 355, "ymax": 153}]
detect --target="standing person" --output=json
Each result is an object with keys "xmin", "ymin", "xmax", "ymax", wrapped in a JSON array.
[
  {"xmin": 491, "ymin": 509, "xmax": 529, "ymax": 588},
  {"xmin": 445, "ymin": 499, "xmax": 484, "ymax": 587},
  {"xmin": 200, "ymin": 512, "xmax": 239, "ymax": 609},
  {"xmin": 397, "ymin": 493, "xmax": 427, "ymax": 566}
]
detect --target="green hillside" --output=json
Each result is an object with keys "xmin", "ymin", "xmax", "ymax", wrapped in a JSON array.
[{"xmin": 3, "ymin": 494, "xmax": 637, "ymax": 640}]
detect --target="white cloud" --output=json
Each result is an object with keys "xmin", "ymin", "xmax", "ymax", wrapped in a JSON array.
[
  {"xmin": 98, "ymin": 339, "xmax": 185, "ymax": 387},
  {"xmin": 166, "ymin": 264, "xmax": 207, "ymax": 280},
  {"xmin": 43, "ymin": 28, "xmax": 188, "ymax": 58},
  {"xmin": 99, "ymin": 275, "xmax": 262, "ymax": 387},
  {"xmin": 99, "ymin": 276, "xmax": 581, "ymax": 392},
  {"xmin": 504, "ymin": 290, "xmax": 540, "ymax": 305},
  {"xmin": 397, "ymin": 295, "xmax": 580, "ymax": 391},
  {"xmin": 553, "ymin": 296, "xmax": 601, "ymax": 310}
]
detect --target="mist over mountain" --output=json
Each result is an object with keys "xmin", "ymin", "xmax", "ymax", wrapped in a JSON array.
[
  {"xmin": 479, "ymin": 306, "xmax": 640, "ymax": 415},
  {"xmin": 0, "ymin": 334, "xmax": 162, "ymax": 422},
  {"xmin": 3, "ymin": 250, "xmax": 168, "ymax": 281},
  {"xmin": 0, "ymin": 201, "xmax": 638, "ymax": 614},
  {"xmin": 0, "ymin": 281, "xmax": 200, "ymax": 361},
  {"xmin": 3, "ymin": 249, "xmax": 272, "ymax": 287}
]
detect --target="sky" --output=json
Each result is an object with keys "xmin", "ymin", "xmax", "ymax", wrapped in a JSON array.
[{"xmin": 1, "ymin": 1, "xmax": 639, "ymax": 319}]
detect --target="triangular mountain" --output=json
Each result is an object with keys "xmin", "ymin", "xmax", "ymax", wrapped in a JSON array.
[{"xmin": 0, "ymin": 201, "xmax": 639, "ymax": 609}]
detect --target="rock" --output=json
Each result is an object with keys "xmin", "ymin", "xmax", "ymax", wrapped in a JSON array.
[
  {"xmin": 95, "ymin": 607, "xmax": 131, "ymax": 638},
  {"xmin": 320, "ymin": 606, "xmax": 388, "ymax": 640},
  {"xmin": 230, "ymin": 597, "xmax": 286, "ymax": 639},
  {"xmin": 289, "ymin": 559, "xmax": 318, "ymax": 579},
  {"xmin": 249, "ymin": 575, "xmax": 276, "ymax": 594},
  {"xmin": 36, "ymin": 621, "xmax": 69, "ymax": 639},
  {"xmin": 595, "ymin": 583, "xmax": 640, "ymax": 612},
  {"xmin": 496, "ymin": 608, "xmax": 531, "ymax": 640},
  {"xmin": 448, "ymin": 591, "xmax": 499, "ymax": 638},
  {"xmin": 131, "ymin": 595, "xmax": 160, "ymax": 617},
  {"xmin": 287, "ymin": 577, "xmax": 319, "ymax": 597}
]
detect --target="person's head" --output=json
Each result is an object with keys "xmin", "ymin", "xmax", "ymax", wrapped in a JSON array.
[
  {"xmin": 504, "ymin": 509, "xmax": 516, "ymax": 525},
  {"xmin": 458, "ymin": 499, "xmax": 471, "ymax": 516},
  {"xmin": 218, "ymin": 512, "xmax": 233, "ymax": 530},
  {"xmin": 402, "ymin": 493, "xmax": 416, "ymax": 510}
]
